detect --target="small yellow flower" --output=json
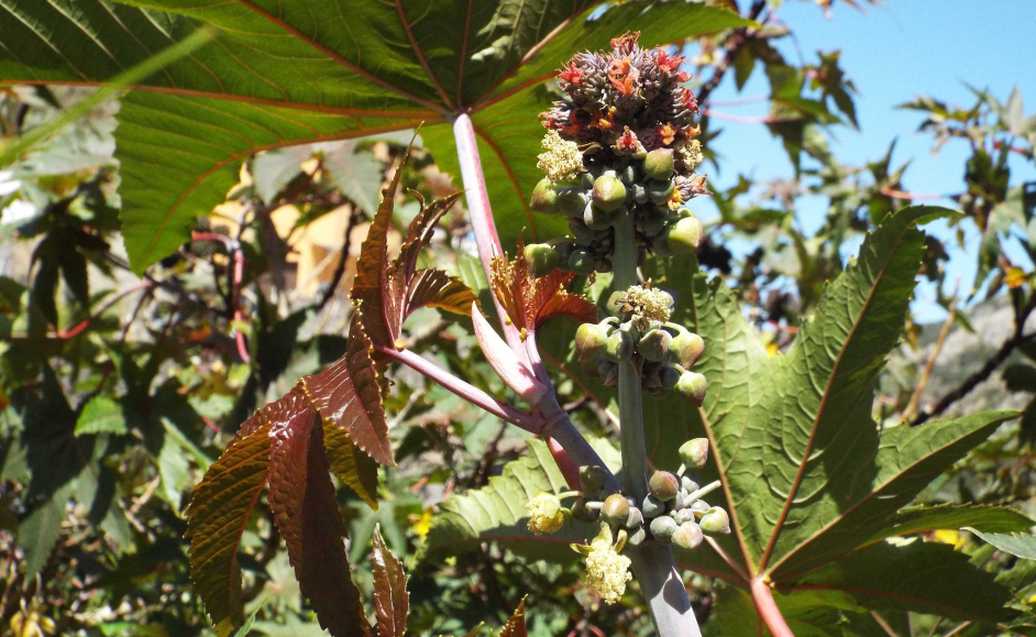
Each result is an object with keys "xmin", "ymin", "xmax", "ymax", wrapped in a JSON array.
[
  {"xmin": 526, "ymin": 492, "xmax": 565, "ymax": 534},
  {"xmin": 536, "ymin": 130, "xmax": 584, "ymax": 183},
  {"xmin": 1005, "ymin": 266, "xmax": 1027, "ymax": 289},
  {"xmin": 615, "ymin": 285, "xmax": 673, "ymax": 330},
  {"xmin": 580, "ymin": 524, "xmax": 632, "ymax": 604}
]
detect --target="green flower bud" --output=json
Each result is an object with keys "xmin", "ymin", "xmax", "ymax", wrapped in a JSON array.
[
  {"xmin": 628, "ymin": 527, "xmax": 647, "ymax": 546},
  {"xmin": 571, "ymin": 497, "xmax": 599, "ymax": 522},
  {"xmin": 605, "ymin": 330, "xmax": 634, "ymax": 361},
  {"xmin": 583, "ymin": 201, "xmax": 613, "ymax": 230},
  {"xmin": 530, "ymin": 177, "xmax": 559, "ymax": 212},
  {"xmin": 526, "ymin": 493, "xmax": 565, "ymax": 534},
  {"xmin": 632, "ymin": 183, "xmax": 649, "ymax": 204},
  {"xmin": 605, "ymin": 290, "xmax": 626, "ymax": 315},
  {"xmin": 678, "ymin": 438, "xmax": 710, "ymax": 469},
  {"xmin": 621, "ymin": 164, "xmax": 638, "ymax": 185},
  {"xmin": 673, "ymin": 508, "xmax": 696, "ymax": 525},
  {"xmin": 626, "ymin": 507, "xmax": 644, "ymax": 531},
  {"xmin": 672, "ymin": 522, "xmax": 704, "ymax": 550},
  {"xmin": 557, "ymin": 189, "xmax": 588, "ymax": 217},
  {"xmin": 699, "ymin": 506, "xmax": 731, "ymax": 534},
  {"xmin": 643, "ymin": 148, "xmax": 675, "ymax": 181},
  {"xmin": 676, "ymin": 206, "xmax": 696, "ymax": 219},
  {"xmin": 675, "ymin": 370, "xmax": 708, "ymax": 404},
  {"xmin": 669, "ymin": 330, "xmax": 705, "ymax": 367},
  {"xmin": 524, "ymin": 242, "xmax": 561, "ymax": 276},
  {"xmin": 579, "ymin": 464, "xmax": 609, "ymax": 495},
  {"xmin": 639, "ymin": 329, "xmax": 672, "ymax": 363},
  {"xmin": 666, "ymin": 216, "xmax": 703, "ymax": 254},
  {"xmin": 641, "ymin": 494, "xmax": 666, "ymax": 519},
  {"xmin": 690, "ymin": 500, "xmax": 710, "ymax": 517},
  {"xmin": 647, "ymin": 180, "xmax": 675, "ymax": 206},
  {"xmin": 575, "ymin": 323, "xmax": 608, "ymax": 362},
  {"xmin": 649, "ymin": 515, "xmax": 678, "ymax": 541},
  {"xmin": 602, "ymin": 493, "xmax": 631, "ymax": 525},
  {"xmin": 649, "ymin": 470, "xmax": 680, "ymax": 501},
  {"xmin": 592, "ymin": 171, "xmax": 627, "ymax": 212},
  {"xmin": 568, "ymin": 248, "xmax": 595, "ymax": 273},
  {"xmin": 680, "ymin": 476, "xmax": 699, "ymax": 493}
]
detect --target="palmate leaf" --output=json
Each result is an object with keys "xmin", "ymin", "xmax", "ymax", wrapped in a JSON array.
[
  {"xmin": 186, "ymin": 324, "xmax": 386, "ymax": 634},
  {"xmin": 490, "ymin": 251, "xmax": 597, "ymax": 336},
  {"xmin": 0, "ymin": 0, "xmax": 748, "ymax": 271},
  {"xmin": 641, "ymin": 207, "xmax": 1030, "ymax": 623},
  {"xmin": 967, "ymin": 529, "xmax": 1036, "ymax": 560}
]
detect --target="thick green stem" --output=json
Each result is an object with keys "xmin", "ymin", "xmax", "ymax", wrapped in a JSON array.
[{"xmin": 613, "ymin": 210, "xmax": 701, "ymax": 637}]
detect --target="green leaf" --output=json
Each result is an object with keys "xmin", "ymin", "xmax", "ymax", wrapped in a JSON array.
[
  {"xmin": 868, "ymin": 504, "xmax": 1034, "ymax": 543},
  {"xmin": 705, "ymin": 585, "xmax": 892, "ymax": 637},
  {"xmin": 74, "ymin": 395, "xmax": 127, "ymax": 436},
  {"xmin": 18, "ymin": 481, "xmax": 74, "ymax": 577},
  {"xmin": 186, "ymin": 422, "xmax": 271, "ymax": 629},
  {"xmin": 426, "ymin": 438, "xmax": 597, "ymax": 559},
  {"xmin": 799, "ymin": 541, "xmax": 1013, "ymax": 621},
  {"xmin": 966, "ymin": 529, "xmax": 1036, "ymax": 560},
  {"xmin": 0, "ymin": 0, "xmax": 747, "ymax": 270},
  {"xmin": 371, "ymin": 526, "xmax": 409, "ymax": 637}
]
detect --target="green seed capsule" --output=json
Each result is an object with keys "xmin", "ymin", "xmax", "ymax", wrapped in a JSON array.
[
  {"xmin": 673, "ymin": 508, "xmax": 695, "ymax": 525},
  {"xmin": 675, "ymin": 370, "xmax": 708, "ymax": 404},
  {"xmin": 647, "ymin": 180, "xmax": 675, "ymax": 206},
  {"xmin": 678, "ymin": 438, "xmax": 710, "ymax": 469},
  {"xmin": 641, "ymin": 494, "xmax": 666, "ymax": 519},
  {"xmin": 699, "ymin": 507, "xmax": 731, "ymax": 534},
  {"xmin": 672, "ymin": 522, "xmax": 704, "ymax": 550},
  {"xmin": 648, "ymin": 470, "xmax": 680, "ymax": 502},
  {"xmin": 602, "ymin": 493, "xmax": 630, "ymax": 525},
  {"xmin": 632, "ymin": 183, "xmax": 649, "ymax": 204},
  {"xmin": 605, "ymin": 330, "xmax": 634, "ymax": 361},
  {"xmin": 666, "ymin": 216, "xmax": 703, "ymax": 254},
  {"xmin": 523, "ymin": 242, "xmax": 561, "ymax": 276},
  {"xmin": 626, "ymin": 507, "xmax": 644, "ymax": 531},
  {"xmin": 649, "ymin": 515, "xmax": 678, "ymax": 541},
  {"xmin": 592, "ymin": 171, "xmax": 627, "ymax": 212},
  {"xmin": 579, "ymin": 465, "xmax": 609, "ymax": 495},
  {"xmin": 557, "ymin": 189, "xmax": 588, "ymax": 217},
  {"xmin": 643, "ymin": 148, "xmax": 675, "ymax": 181},
  {"xmin": 680, "ymin": 476, "xmax": 699, "ymax": 493},
  {"xmin": 628, "ymin": 527, "xmax": 647, "ymax": 546},
  {"xmin": 669, "ymin": 330, "xmax": 705, "ymax": 367},
  {"xmin": 622, "ymin": 164, "xmax": 638, "ymax": 185},
  {"xmin": 568, "ymin": 248, "xmax": 595, "ymax": 273},
  {"xmin": 583, "ymin": 202, "xmax": 613, "ymax": 230},
  {"xmin": 639, "ymin": 329, "xmax": 672, "ymax": 363},
  {"xmin": 530, "ymin": 177, "xmax": 559, "ymax": 212}
]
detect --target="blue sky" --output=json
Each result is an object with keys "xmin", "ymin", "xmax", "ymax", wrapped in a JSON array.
[{"xmin": 695, "ymin": 0, "xmax": 1036, "ymax": 322}]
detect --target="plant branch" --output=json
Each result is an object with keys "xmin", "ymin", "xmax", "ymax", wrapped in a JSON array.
[
  {"xmin": 903, "ymin": 296, "xmax": 957, "ymax": 421},
  {"xmin": 912, "ymin": 293, "xmax": 1036, "ymax": 425},
  {"xmin": 749, "ymin": 576, "xmax": 794, "ymax": 637},
  {"xmin": 694, "ymin": 0, "xmax": 767, "ymax": 106},
  {"xmin": 380, "ymin": 346, "xmax": 540, "ymax": 432}
]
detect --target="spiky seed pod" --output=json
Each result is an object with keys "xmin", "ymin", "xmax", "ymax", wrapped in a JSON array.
[
  {"xmin": 572, "ymin": 498, "xmax": 599, "ymax": 522},
  {"xmin": 524, "ymin": 242, "xmax": 562, "ymax": 277},
  {"xmin": 666, "ymin": 216, "xmax": 703, "ymax": 254},
  {"xmin": 602, "ymin": 493, "xmax": 631, "ymax": 526},
  {"xmin": 592, "ymin": 172, "xmax": 627, "ymax": 212},
  {"xmin": 626, "ymin": 507, "xmax": 644, "ymax": 531},
  {"xmin": 678, "ymin": 438, "xmax": 710, "ymax": 469},
  {"xmin": 579, "ymin": 464, "xmax": 609, "ymax": 495},
  {"xmin": 643, "ymin": 148, "xmax": 675, "ymax": 181},
  {"xmin": 672, "ymin": 522, "xmax": 704, "ymax": 550},
  {"xmin": 530, "ymin": 177, "xmax": 559, "ymax": 212},
  {"xmin": 641, "ymin": 494, "xmax": 666, "ymax": 519},
  {"xmin": 669, "ymin": 330, "xmax": 705, "ymax": 367},
  {"xmin": 638, "ymin": 328, "xmax": 672, "ymax": 362},
  {"xmin": 673, "ymin": 508, "xmax": 696, "ymax": 525},
  {"xmin": 699, "ymin": 506, "xmax": 731, "ymax": 534},
  {"xmin": 675, "ymin": 370, "xmax": 708, "ymax": 404},
  {"xmin": 568, "ymin": 248, "xmax": 595, "ymax": 273},
  {"xmin": 648, "ymin": 470, "xmax": 680, "ymax": 501}
]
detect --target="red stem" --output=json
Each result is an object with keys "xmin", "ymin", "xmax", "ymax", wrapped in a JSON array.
[
  {"xmin": 750, "ymin": 576, "xmax": 794, "ymax": 637},
  {"xmin": 451, "ymin": 114, "xmax": 528, "ymax": 359},
  {"xmin": 380, "ymin": 346, "xmax": 541, "ymax": 432},
  {"xmin": 192, "ymin": 230, "xmax": 251, "ymax": 363}
]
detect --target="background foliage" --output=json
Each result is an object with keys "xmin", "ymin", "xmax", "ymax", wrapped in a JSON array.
[{"xmin": 0, "ymin": 1, "xmax": 1034, "ymax": 635}]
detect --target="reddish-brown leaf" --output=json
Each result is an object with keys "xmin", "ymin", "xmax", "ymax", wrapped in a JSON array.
[
  {"xmin": 185, "ymin": 420, "xmax": 271, "ymax": 631},
  {"xmin": 303, "ymin": 314, "xmax": 393, "ymax": 465},
  {"xmin": 500, "ymin": 597, "xmax": 529, "ymax": 637},
  {"xmin": 266, "ymin": 392, "xmax": 371, "ymax": 637},
  {"xmin": 322, "ymin": 416, "xmax": 380, "ymax": 509},
  {"xmin": 490, "ymin": 253, "xmax": 596, "ymax": 335},
  {"xmin": 370, "ymin": 526, "xmax": 409, "ymax": 637},
  {"xmin": 352, "ymin": 144, "xmax": 471, "ymax": 350}
]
